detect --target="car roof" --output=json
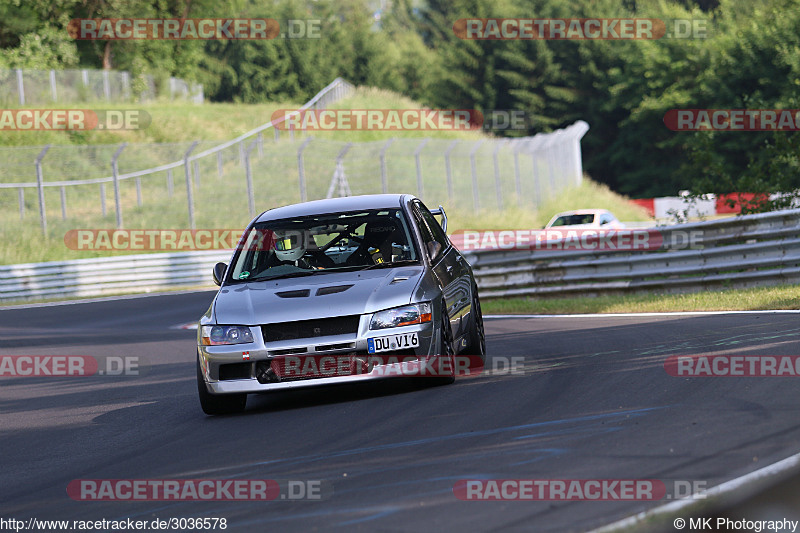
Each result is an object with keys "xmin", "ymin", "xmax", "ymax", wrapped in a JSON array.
[
  {"xmin": 552, "ymin": 209, "xmax": 613, "ymax": 217},
  {"xmin": 255, "ymin": 194, "xmax": 411, "ymax": 222}
]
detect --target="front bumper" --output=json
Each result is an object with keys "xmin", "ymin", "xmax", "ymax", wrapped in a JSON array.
[{"xmin": 198, "ymin": 317, "xmax": 438, "ymax": 395}]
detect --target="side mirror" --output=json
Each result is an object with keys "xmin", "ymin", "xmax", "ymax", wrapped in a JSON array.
[
  {"xmin": 426, "ymin": 241, "xmax": 442, "ymax": 259},
  {"xmin": 212, "ymin": 262, "xmax": 227, "ymax": 286}
]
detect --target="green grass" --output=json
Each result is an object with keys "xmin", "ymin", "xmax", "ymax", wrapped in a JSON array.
[
  {"xmin": 481, "ymin": 284, "xmax": 800, "ymax": 314},
  {"xmin": 0, "ymin": 100, "xmax": 303, "ymax": 147},
  {"xmin": 0, "ymin": 86, "xmax": 651, "ymax": 266},
  {"xmin": 445, "ymin": 179, "xmax": 651, "ymax": 233}
]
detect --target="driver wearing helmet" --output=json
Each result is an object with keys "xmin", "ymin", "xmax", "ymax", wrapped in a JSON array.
[{"xmin": 272, "ymin": 230, "xmax": 326, "ymax": 269}]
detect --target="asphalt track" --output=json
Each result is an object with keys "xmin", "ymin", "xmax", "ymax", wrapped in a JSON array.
[{"xmin": 2, "ymin": 291, "xmax": 800, "ymax": 532}]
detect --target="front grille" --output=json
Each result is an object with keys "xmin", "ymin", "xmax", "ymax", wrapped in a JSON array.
[{"xmin": 262, "ymin": 315, "xmax": 360, "ymax": 342}]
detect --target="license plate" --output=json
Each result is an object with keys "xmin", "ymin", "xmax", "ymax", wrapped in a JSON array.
[{"xmin": 368, "ymin": 333, "xmax": 419, "ymax": 353}]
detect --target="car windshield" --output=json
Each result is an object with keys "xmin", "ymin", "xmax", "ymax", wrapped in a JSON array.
[
  {"xmin": 551, "ymin": 214, "xmax": 595, "ymax": 226},
  {"xmin": 228, "ymin": 208, "xmax": 419, "ymax": 283}
]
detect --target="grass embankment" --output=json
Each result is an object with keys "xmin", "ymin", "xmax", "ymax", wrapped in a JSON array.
[
  {"xmin": 481, "ymin": 285, "xmax": 800, "ymax": 315},
  {"xmin": 0, "ymin": 86, "xmax": 651, "ymax": 265}
]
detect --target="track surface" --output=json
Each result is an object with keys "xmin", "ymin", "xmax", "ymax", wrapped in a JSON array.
[{"xmin": 2, "ymin": 292, "xmax": 800, "ymax": 532}]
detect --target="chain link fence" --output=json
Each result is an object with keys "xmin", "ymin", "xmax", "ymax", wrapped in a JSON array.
[
  {"xmin": 0, "ymin": 68, "xmax": 203, "ymax": 106},
  {"xmin": 0, "ymin": 78, "xmax": 589, "ymax": 240}
]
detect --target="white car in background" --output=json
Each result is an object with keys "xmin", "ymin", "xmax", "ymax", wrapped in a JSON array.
[{"xmin": 545, "ymin": 209, "xmax": 626, "ymax": 229}]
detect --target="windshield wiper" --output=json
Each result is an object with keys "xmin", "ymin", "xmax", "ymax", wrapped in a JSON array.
[
  {"xmin": 247, "ymin": 270, "xmax": 319, "ymax": 282},
  {"xmin": 359, "ymin": 260, "xmax": 419, "ymax": 271}
]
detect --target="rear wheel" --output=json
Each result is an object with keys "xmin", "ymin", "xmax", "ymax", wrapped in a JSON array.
[
  {"xmin": 467, "ymin": 285, "xmax": 486, "ymax": 363},
  {"xmin": 197, "ymin": 358, "xmax": 247, "ymax": 415}
]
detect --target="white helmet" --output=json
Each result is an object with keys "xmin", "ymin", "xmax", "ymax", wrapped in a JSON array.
[{"xmin": 273, "ymin": 230, "xmax": 305, "ymax": 262}]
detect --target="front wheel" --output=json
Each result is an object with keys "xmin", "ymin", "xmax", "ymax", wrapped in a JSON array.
[
  {"xmin": 197, "ymin": 358, "xmax": 247, "ymax": 415},
  {"xmin": 434, "ymin": 303, "xmax": 456, "ymax": 385}
]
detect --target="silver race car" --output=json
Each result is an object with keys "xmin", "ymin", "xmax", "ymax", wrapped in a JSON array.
[{"xmin": 196, "ymin": 194, "xmax": 485, "ymax": 414}]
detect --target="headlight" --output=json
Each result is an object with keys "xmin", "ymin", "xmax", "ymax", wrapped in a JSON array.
[
  {"xmin": 370, "ymin": 303, "xmax": 432, "ymax": 330},
  {"xmin": 200, "ymin": 325, "xmax": 254, "ymax": 345}
]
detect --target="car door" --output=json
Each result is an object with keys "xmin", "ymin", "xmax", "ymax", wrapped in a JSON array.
[{"xmin": 411, "ymin": 201, "xmax": 471, "ymax": 345}]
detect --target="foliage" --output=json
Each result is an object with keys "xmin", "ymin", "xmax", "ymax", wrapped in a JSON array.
[{"xmin": 2, "ymin": 0, "xmax": 800, "ymax": 204}]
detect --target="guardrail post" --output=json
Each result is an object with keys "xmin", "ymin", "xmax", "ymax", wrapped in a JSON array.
[
  {"xmin": 414, "ymin": 138, "xmax": 430, "ymax": 200},
  {"xmin": 274, "ymin": 126, "xmax": 280, "ymax": 141},
  {"xmin": 238, "ymin": 140, "xmax": 244, "ymax": 166},
  {"xmin": 297, "ymin": 137, "xmax": 313, "ymax": 202},
  {"xmin": 50, "ymin": 70, "xmax": 57, "ymax": 102},
  {"xmin": 18, "ymin": 188, "xmax": 25, "ymax": 219},
  {"xmin": 444, "ymin": 140, "xmax": 458, "ymax": 202},
  {"xmin": 546, "ymin": 134, "xmax": 558, "ymax": 198},
  {"xmin": 326, "ymin": 143, "xmax": 353, "ymax": 198},
  {"xmin": 16, "ymin": 69, "xmax": 24, "ymax": 105},
  {"xmin": 184, "ymin": 141, "xmax": 199, "ymax": 230},
  {"xmin": 493, "ymin": 140, "xmax": 504, "ymax": 210},
  {"xmin": 103, "ymin": 70, "xmax": 110, "ymax": 100},
  {"xmin": 257, "ymin": 132, "xmax": 263, "ymax": 157},
  {"xmin": 470, "ymin": 140, "xmax": 484, "ymax": 210},
  {"xmin": 193, "ymin": 160, "xmax": 200, "ymax": 188},
  {"xmin": 513, "ymin": 142, "xmax": 522, "ymax": 207},
  {"xmin": 111, "ymin": 143, "xmax": 127, "ymax": 228},
  {"xmin": 135, "ymin": 177, "xmax": 142, "ymax": 206},
  {"xmin": 35, "ymin": 145, "xmax": 51, "ymax": 235},
  {"xmin": 243, "ymin": 138, "xmax": 259, "ymax": 217},
  {"xmin": 527, "ymin": 135, "xmax": 544, "ymax": 207},
  {"xmin": 100, "ymin": 184, "xmax": 107, "ymax": 216},
  {"xmin": 60, "ymin": 186, "xmax": 67, "ymax": 219},
  {"xmin": 567, "ymin": 121, "xmax": 589, "ymax": 186},
  {"xmin": 380, "ymin": 138, "xmax": 395, "ymax": 194}
]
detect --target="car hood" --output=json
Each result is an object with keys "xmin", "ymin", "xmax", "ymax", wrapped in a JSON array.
[{"xmin": 212, "ymin": 266, "xmax": 424, "ymax": 325}]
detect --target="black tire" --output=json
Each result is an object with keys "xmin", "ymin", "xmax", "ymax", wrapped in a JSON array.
[
  {"xmin": 466, "ymin": 285, "xmax": 486, "ymax": 363},
  {"xmin": 197, "ymin": 359, "xmax": 247, "ymax": 415},
  {"xmin": 435, "ymin": 302, "xmax": 456, "ymax": 385}
]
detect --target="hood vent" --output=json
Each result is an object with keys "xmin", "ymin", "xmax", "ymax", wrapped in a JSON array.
[
  {"xmin": 276, "ymin": 289, "xmax": 311, "ymax": 298},
  {"xmin": 316, "ymin": 285, "xmax": 353, "ymax": 296}
]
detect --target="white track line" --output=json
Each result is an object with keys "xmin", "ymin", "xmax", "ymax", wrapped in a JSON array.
[
  {"xmin": 0, "ymin": 289, "xmax": 215, "ymax": 310},
  {"xmin": 484, "ymin": 310, "xmax": 800, "ymax": 319},
  {"xmin": 591, "ymin": 451, "xmax": 800, "ymax": 532}
]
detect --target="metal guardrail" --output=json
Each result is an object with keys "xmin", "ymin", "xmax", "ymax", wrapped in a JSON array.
[
  {"xmin": 3, "ymin": 208, "xmax": 800, "ymax": 303},
  {"xmin": 0, "ymin": 251, "xmax": 228, "ymax": 301},
  {"xmin": 465, "ymin": 208, "xmax": 800, "ymax": 299}
]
